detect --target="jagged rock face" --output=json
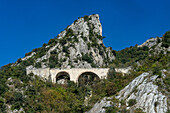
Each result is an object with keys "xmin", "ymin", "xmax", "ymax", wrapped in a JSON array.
[
  {"xmin": 20, "ymin": 14, "xmax": 115, "ymax": 69},
  {"xmin": 138, "ymin": 37, "xmax": 170, "ymax": 55},
  {"xmin": 86, "ymin": 97, "xmax": 113, "ymax": 113},
  {"xmin": 138, "ymin": 38, "xmax": 159, "ymax": 48},
  {"xmin": 116, "ymin": 72, "xmax": 168, "ymax": 113}
]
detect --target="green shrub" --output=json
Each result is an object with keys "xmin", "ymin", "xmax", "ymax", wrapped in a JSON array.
[
  {"xmin": 105, "ymin": 106, "xmax": 117, "ymax": 113},
  {"xmin": 107, "ymin": 67, "xmax": 116, "ymax": 80},
  {"xmin": 83, "ymin": 15, "xmax": 89, "ymax": 21},
  {"xmin": 49, "ymin": 54, "xmax": 58, "ymax": 68},
  {"xmin": 0, "ymin": 84, "xmax": 8, "ymax": 95},
  {"xmin": 63, "ymin": 46, "xmax": 69, "ymax": 54},
  {"xmin": 91, "ymin": 62, "xmax": 97, "ymax": 68},
  {"xmin": 48, "ymin": 39, "xmax": 56, "ymax": 45},
  {"xmin": 157, "ymin": 37, "xmax": 161, "ymax": 43},
  {"xmin": 106, "ymin": 82, "xmax": 117, "ymax": 96},
  {"xmin": 25, "ymin": 52, "xmax": 32, "ymax": 57},
  {"xmin": 134, "ymin": 108, "xmax": 145, "ymax": 113},
  {"xmin": 128, "ymin": 99, "xmax": 136, "ymax": 106},
  {"xmin": 162, "ymin": 31, "xmax": 170, "ymax": 48},
  {"xmin": 154, "ymin": 101, "xmax": 159, "ymax": 107},
  {"xmin": 60, "ymin": 39, "xmax": 67, "ymax": 45},
  {"xmin": 65, "ymin": 28, "xmax": 74, "ymax": 37},
  {"xmin": 0, "ymin": 98, "xmax": 6, "ymax": 112},
  {"xmin": 0, "ymin": 98, "xmax": 4, "ymax": 106},
  {"xmin": 74, "ymin": 36, "xmax": 79, "ymax": 42},
  {"xmin": 166, "ymin": 110, "xmax": 170, "ymax": 113},
  {"xmin": 82, "ymin": 54, "xmax": 93, "ymax": 63},
  {"xmin": 35, "ymin": 62, "xmax": 41, "ymax": 68},
  {"xmin": 11, "ymin": 102, "xmax": 21, "ymax": 110}
]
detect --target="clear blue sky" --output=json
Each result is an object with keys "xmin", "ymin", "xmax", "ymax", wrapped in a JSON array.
[{"xmin": 0, "ymin": 0, "xmax": 170, "ymax": 67}]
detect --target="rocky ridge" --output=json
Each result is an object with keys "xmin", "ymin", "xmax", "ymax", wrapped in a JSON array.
[{"xmin": 138, "ymin": 37, "xmax": 170, "ymax": 55}]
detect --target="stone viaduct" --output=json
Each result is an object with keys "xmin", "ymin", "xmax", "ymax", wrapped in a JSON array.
[{"xmin": 26, "ymin": 68, "xmax": 110, "ymax": 83}]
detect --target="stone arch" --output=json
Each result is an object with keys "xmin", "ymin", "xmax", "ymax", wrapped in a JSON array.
[
  {"xmin": 78, "ymin": 71, "xmax": 100, "ymax": 86},
  {"xmin": 56, "ymin": 71, "xmax": 70, "ymax": 84}
]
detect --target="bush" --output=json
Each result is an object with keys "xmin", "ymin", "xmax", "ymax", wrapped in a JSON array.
[
  {"xmin": 128, "ymin": 99, "xmax": 136, "ymax": 106},
  {"xmin": 166, "ymin": 110, "xmax": 170, "ymax": 113},
  {"xmin": 0, "ymin": 97, "xmax": 6, "ymax": 112},
  {"xmin": 154, "ymin": 101, "xmax": 159, "ymax": 107},
  {"xmin": 65, "ymin": 28, "xmax": 74, "ymax": 37},
  {"xmin": 48, "ymin": 39, "xmax": 56, "ymax": 45},
  {"xmin": 83, "ymin": 15, "xmax": 89, "ymax": 21},
  {"xmin": 35, "ymin": 62, "xmax": 41, "ymax": 68},
  {"xmin": 152, "ymin": 64, "xmax": 161, "ymax": 75},
  {"xmin": 73, "ymin": 36, "xmax": 79, "ymax": 43},
  {"xmin": 63, "ymin": 46, "xmax": 69, "ymax": 54},
  {"xmin": 60, "ymin": 39, "xmax": 67, "ymax": 46},
  {"xmin": 91, "ymin": 62, "xmax": 97, "ymax": 68},
  {"xmin": 25, "ymin": 52, "xmax": 32, "ymax": 57},
  {"xmin": 106, "ymin": 82, "xmax": 117, "ymax": 96},
  {"xmin": 157, "ymin": 37, "xmax": 161, "ymax": 43},
  {"xmin": 0, "ymin": 84, "xmax": 7, "ymax": 95},
  {"xmin": 0, "ymin": 98, "xmax": 4, "ymax": 108},
  {"xmin": 49, "ymin": 54, "xmax": 58, "ymax": 68},
  {"xmin": 105, "ymin": 106, "xmax": 117, "ymax": 113},
  {"xmin": 134, "ymin": 108, "xmax": 145, "ymax": 113},
  {"xmin": 11, "ymin": 102, "xmax": 21, "ymax": 110},
  {"xmin": 107, "ymin": 67, "xmax": 116, "ymax": 80},
  {"xmin": 82, "ymin": 54, "xmax": 93, "ymax": 63},
  {"xmin": 14, "ymin": 92, "xmax": 23, "ymax": 102},
  {"xmin": 162, "ymin": 31, "xmax": 170, "ymax": 48}
]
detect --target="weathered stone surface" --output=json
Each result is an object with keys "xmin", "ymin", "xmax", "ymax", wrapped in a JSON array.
[
  {"xmin": 138, "ymin": 38, "xmax": 159, "ymax": 48},
  {"xmin": 27, "ymin": 68, "xmax": 110, "ymax": 83},
  {"xmin": 86, "ymin": 97, "xmax": 113, "ymax": 113},
  {"xmin": 20, "ymin": 14, "xmax": 115, "ymax": 69},
  {"xmin": 138, "ymin": 37, "xmax": 170, "ymax": 55},
  {"xmin": 115, "ymin": 67, "xmax": 131, "ymax": 75},
  {"xmin": 116, "ymin": 72, "xmax": 168, "ymax": 113},
  {"xmin": 21, "ymin": 52, "xmax": 36, "ymax": 61}
]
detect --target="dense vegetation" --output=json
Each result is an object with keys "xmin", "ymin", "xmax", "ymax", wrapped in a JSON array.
[{"xmin": 0, "ymin": 62, "xmax": 141, "ymax": 112}]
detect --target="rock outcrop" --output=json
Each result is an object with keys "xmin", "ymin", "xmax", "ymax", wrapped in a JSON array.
[
  {"xmin": 138, "ymin": 37, "xmax": 170, "ymax": 55},
  {"xmin": 19, "ymin": 14, "xmax": 115, "ymax": 69},
  {"xmin": 116, "ymin": 72, "xmax": 169, "ymax": 113},
  {"xmin": 86, "ymin": 97, "xmax": 113, "ymax": 113}
]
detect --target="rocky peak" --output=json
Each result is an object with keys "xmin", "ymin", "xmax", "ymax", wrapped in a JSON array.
[
  {"xmin": 19, "ymin": 14, "xmax": 115, "ymax": 69},
  {"xmin": 58, "ymin": 14, "xmax": 102, "ymax": 39}
]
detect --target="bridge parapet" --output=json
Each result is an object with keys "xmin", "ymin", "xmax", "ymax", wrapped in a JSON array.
[{"xmin": 26, "ymin": 68, "xmax": 110, "ymax": 83}]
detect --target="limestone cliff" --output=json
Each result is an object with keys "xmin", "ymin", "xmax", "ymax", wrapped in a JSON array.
[
  {"xmin": 116, "ymin": 71, "xmax": 169, "ymax": 113},
  {"xmin": 18, "ymin": 14, "xmax": 115, "ymax": 69}
]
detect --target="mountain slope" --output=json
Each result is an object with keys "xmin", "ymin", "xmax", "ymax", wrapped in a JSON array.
[
  {"xmin": 87, "ymin": 32, "xmax": 170, "ymax": 113},
  {"xmin": 0, "ymin": 14, "xmax": 169, "ymax": 113}
]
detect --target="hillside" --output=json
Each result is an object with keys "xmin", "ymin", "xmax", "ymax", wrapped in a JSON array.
[
  {"xmin": 0, "ymin": 14, "xmax": 169, "ymax": 113},
  {"xmin": 88, "ymin": 31, "xmax": 170, "ymax": 113}
]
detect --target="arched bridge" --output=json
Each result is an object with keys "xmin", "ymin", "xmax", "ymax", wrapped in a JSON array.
[{"xmin": 26, "ymin": 68, "xmax": 109, "ymax": 83}]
